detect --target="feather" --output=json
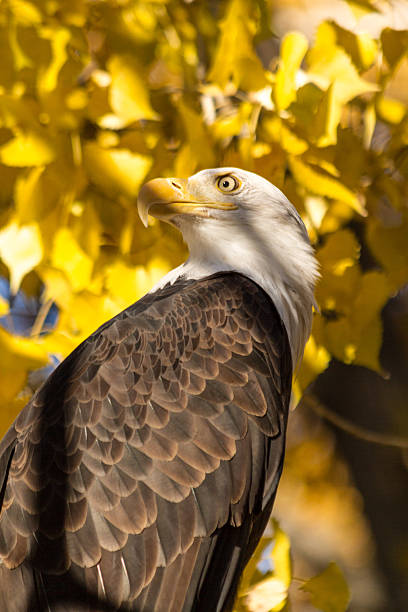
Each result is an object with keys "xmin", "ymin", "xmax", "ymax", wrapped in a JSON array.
[{"xmin": 0, "ymin": 271, "xmax": 294, "ymax": 610}]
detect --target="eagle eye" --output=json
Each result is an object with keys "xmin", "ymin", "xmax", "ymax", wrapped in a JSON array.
[{"xmin": 216, "ymin": 175, "xmax": 240, "ymax": 193}]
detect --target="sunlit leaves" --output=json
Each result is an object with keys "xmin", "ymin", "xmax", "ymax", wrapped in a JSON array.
[
  {"xmin": 209, "ymin": 0, "xmax": 268, "ymax": 92},
  {"xmin": 289, "ymin": 158, "xmax": 366, "ymax": 215},
  {"xmin": 0, "ymin": 220, "xmax": 43, "ymax": 293},
  {"xmin": 107, "ymin": 54, "xmax": 159, "ymax": 127},
  {"xmin": 38, "ymin": 27, "xmax": 70, "ymax": 93},
  {"xmin": 0, "ymin": 130, "xmax": 57, "ymax": 167},
  {"xmin": 307, "ymin": 22, "xmax": 377, "ymax": 102},
  {"xmin": 274, "ymin": 32, "xmax": 308, "ymax": 110},
  {"xmin": 51, "ymin": 228, "xmax": 93, "ymax": 293},
  {"xmin": 0, "ymin": 2, "xmax": 407, "ymax": 607},
  {"xmin": 294, "ymin": 324, "xmax": 331, "ymax": 398},
  {"xmin": 106, "ymin": 257, "xmax": 171, "ymax": 308},
  {"xmin": 0, "ymin": 326, "xmax": 48, "ymax": 431},
  {"xmin": 238, "ymin": 520, "xmax": 291, "ymax": 612},
  {"xmin": 301, "ymin": 562, "xmax": 351, "ymax": 612},
  {"xmin": 175, "ymin": 99, "xmax": 215, "ymax": 177},
  {"xmin": 0, "ymin": 296, "xmax": 8, "ymax": 316},
  {"xmin": 316, "ymin": 231, "xmax": 391, "ymax": 372},
  {"xmin": 245, "ymin": 522, "xmax": 292, "ymax": 611},
  {"xmin": 83, "ymin": 143, "xmax": 152, "ymax": 199},
  {"xmin": 366, "ymin": 216, "xmax": 408, "ymax": 291},
  {"xmin": 305, "ymin": 22, "xmax": 378, "ymax": 146}
]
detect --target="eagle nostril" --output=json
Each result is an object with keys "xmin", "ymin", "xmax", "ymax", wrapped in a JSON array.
[{"xmin": 171, "ymin": 181, "xmax": 183, "ymax": 191}]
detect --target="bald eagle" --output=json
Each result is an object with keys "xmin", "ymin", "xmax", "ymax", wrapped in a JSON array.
[{"xmin": 0, "ymin": 168, "xmax": 318, "ymax": 611}]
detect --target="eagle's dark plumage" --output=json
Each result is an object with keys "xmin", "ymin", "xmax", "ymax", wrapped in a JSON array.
[
  {"xmin": 0, "ymin": 167, "xmax": 318, "ymax": 611},
  {"xmin": 0, "ymin": 274, "xmax": 291, "ymax": 611}
]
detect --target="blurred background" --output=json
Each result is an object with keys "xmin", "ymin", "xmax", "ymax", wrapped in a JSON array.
[{"xmin": 0, "ymin": 1, "xmax": 407, "ymax": 610}]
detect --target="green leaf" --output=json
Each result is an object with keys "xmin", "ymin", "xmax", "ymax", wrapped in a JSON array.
[{"xmin": 301, "ymin": 562, "xmax": 351, "ymax": 612}]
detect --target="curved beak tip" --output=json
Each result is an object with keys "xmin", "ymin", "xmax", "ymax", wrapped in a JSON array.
[{"xmin": 137, "ymin": 199, "xmax": 149, "ymax": 228}]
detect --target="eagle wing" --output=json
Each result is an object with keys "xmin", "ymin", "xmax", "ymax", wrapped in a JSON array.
[{"xmin": 0, "ymin": 273, "xmax": 292, "ymax": 611}]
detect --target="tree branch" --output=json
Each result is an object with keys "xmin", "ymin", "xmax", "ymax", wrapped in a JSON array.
[{"xmin": 302, "ymin": 394, "xmax": 408, "ymax": 449}]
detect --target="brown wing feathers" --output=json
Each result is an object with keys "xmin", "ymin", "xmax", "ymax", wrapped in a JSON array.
[{"xmin": 0, "ymin": 272, "xmax": 292, "ymax": 611}]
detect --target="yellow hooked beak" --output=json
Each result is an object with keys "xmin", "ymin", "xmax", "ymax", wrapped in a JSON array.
[{"xmin": 137, "ymin": 177, "xmax": 238, "ymax": 227}]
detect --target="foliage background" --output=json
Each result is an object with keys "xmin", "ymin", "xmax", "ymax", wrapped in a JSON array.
[{"xmin": 0, "ymin": 0, "xmax": 407, "ymax": 610}]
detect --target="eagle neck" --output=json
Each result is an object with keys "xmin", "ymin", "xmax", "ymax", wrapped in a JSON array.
[{"xmin": 149, "ymin": 257, "xmax": 314, "ymax": 368}]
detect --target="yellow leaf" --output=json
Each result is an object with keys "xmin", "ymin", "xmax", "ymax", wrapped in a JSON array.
[
  {"xmin": 376, "ymin": 96, "xmax": 406, "ymax": 125},
  {"xmin": 304, "ymin": 196, "xmax": 328, "ymax": 231},
  {"xmin": 345, "ymin": 0, "xmax": 377, "ymax": 19},
  {"xmin": 289, "ymin": 158, "xmax": 366, "ymax": 215},
  {"xmin": 208, "ymin": 0, "xmax": 268, "ymax": 91},
  {"xmin": 0, "ymin": 129, "xmax": 56, "ymax": 167},
  {"xmin": 106, "ymin": 257, "xmax": 171, "ymax": 308},
  {"xmin": 0, "ymin": 394, "xmax": 29, "ymax": 439},
  {"xmin": 245, "ymin": 576, "xmax": 288, "ymax": 612},
  {"xmin": 316, "ymin": 229, "xmax": 360, "ymax": 315},
  {"xmin": 51, "ymin": 228, "xmax": 93, "ymax": 292},
  {"xmin": 65, "ymin": 88, "xmax": 88, "ymax": 111},
  {"xmin": 240, "ymin": 542, "xmax": 272, "ymax": 593},
  {"xmin": 322, "ymin": 270, "xmax": 390, "ymax": 372},
  {"xmin": 295, "ymin": 327, "xmax": 331, "ymax": 397},
  {"xmin": 38, "ymin": 27, "xmax": 70, "ymax": 93},
  {"xmin": 84, "ymin": 143, "xmax": 152, "ymax": 200},
  {"xmin": 352, "ymin": 272, "xmax": 389, "ymax": 372},
  {"xmin": 381, "ymin": 28, "xmax": 408, "ymax": 68},
  {"xmin": 68, "ymin": 293, "xmax": 120, "ymax": 340},
  {"xmin": 301, "ymin": 562, "xmax": 351, "ymax": 612},
  {"xmin": 107, "ymin": 54, "xmax": 159, "ymax": 127},
  {"xmin": 366, "ymin": 216, "xmax": 408, "ymax": 291},
  {"xmin": 363, "ymin": 103, "xmax": 376, "ymax": 149},
  {"xmin": 244, "ymin": 521, "xmax": 292, "ymax": 611},
  {"xmin": 0, "ymin": 220, "xmax": 43, "ymax": 293},
  {"xmin": 0, "ymin": 296, "xmax": 9, "ymax": 316},
  {"xmin": 307, "ymin": 22, "xmax": 377, "ymax": 103},
  {"xmin": 330, "ymin": 23, "xmax": 378, "ymax": 71},
  {"xmin": 38, "ymin": 265, "xmax": 72, "ymax": 308},
  {"xmin": 274, "ymin": 31, "xmax": 308, "ymax": 110},
  {"xmin": 9, "ymin": 23, "xmax": 32, "ymax": 70},
  {"xmin": 263, "ymin": 117, "xmax": 309, "ymax": 154},
  {"xmin": 8, "ymin": 0, "xmax": 42, "ymax": 25},
  {"xmin": 84, "ymin": 143, "xmax": 152, "ymax": 199},
  {"xmin": 14, "ymin": 166, "xmax": 46, "ymax": 223},
  {"xmin": 175, "ymin": 100, "xmax": 215, "ymax": 177},
  {"xmin": 0, "ymin": 327, "xmax": 48, "ymax": 406},
  {"xmin": 356, "ymin": 32, "xmax": 378, "ymax": 70},
  {"xmin": 270, "ymin": 519, "xmax": 291, "ymax": 589},
  {"xmin": 105, "ymin": 261, "xmax": 150, "ymax": 307},
  {"xmin": 312, "ymin": 82, "xmax": 358, "ymax": 147}
]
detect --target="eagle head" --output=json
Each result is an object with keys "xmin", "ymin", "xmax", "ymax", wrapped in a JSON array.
[{"xmin": 138, "ymin": 167, "xmax": 319, "ymax": 366}]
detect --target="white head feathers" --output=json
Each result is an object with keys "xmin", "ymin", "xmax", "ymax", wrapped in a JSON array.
[{"xmin": 142, "ymin": 167, "xmax": 319, "ymax": 367}]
